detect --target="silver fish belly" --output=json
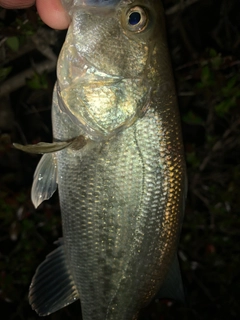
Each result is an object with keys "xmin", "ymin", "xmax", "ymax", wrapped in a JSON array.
[{"xmin": 28, "ymin": 1, "xmax": 186, "ymax": 319}]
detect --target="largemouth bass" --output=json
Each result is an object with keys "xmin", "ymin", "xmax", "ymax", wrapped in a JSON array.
[{"xmin": 26, "ymin": 1, "xmax": 186, "ymax": 319}]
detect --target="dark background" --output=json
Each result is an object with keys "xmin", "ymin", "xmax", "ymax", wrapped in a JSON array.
[{"xmin": 0, "ymin": 0, "xmax": 240, "ymax": 319}]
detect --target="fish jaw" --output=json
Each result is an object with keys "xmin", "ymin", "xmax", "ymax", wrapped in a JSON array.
[{"xmin": 57, "ymin": 2, "xmax": 162, "ymax": 139}]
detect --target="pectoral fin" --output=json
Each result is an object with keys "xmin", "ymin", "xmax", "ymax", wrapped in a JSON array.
[
  {"xmin": 29, "ymin": 239, "xmax": 79, "ymax": 316},
  {"xmin": 13, "ymin": 135, "xmax": 88, "ymax": 154},
  {"xmin": 31, "ymin": 153, "xmax": 58, "ymax": 208},
  {"xmin": 13, "ymin": 140, "xmax": 74, "ymax": 154},
  {"xmin": 155, "ymin": 254, "xmax": 185, "ymax": 302}
]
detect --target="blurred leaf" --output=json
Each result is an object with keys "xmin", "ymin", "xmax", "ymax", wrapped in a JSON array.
[
  {"xmin": 215, "ymin": 98, "xmax": 236, "ymax": 117},
  {"xmin": 224, "ymin": 75, "xmax": 237, "ymax": 92},
  {"xmin": 209, "ymin": 48, "xmax": 218, "ymax": 58},
  {"xmin": 6, "ymin": 36, "xmax": 19, "ymax": 52},
  {"xmin": 211, "ymin": 55, "xmax": 222, "ymax": 70},
  {"xmin": 214, "ymin": 75, "xmax": 240, "ymax": 117},
  {"xmin": 208, "ymin": 48, "xmax": 223, "ymax": 69},
  {"xmin": 186, "ymin": 151, "xmax": 200, "ymax": 168},
  {"xmin": 183, "ymin": 111, "xmax": 204, "ymax": 125},
  {"xmin": 26, "ymin": 73, "xmax": 48, "ymax": 90},
  {"xmin": 0, "ymin": 66, "xmax": 12, "ymax": 82},
  {"xmin": 197, "ymin": 65, "xmax": 215, "ymax": 88}
]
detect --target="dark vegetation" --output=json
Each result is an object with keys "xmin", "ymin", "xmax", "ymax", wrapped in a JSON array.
[{"xmin": 0, "ymin": 0, "xmax": 239, "ymax": 319}]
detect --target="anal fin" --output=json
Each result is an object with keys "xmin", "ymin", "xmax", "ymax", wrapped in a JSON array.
[{"xmin": 29, "ymin": 239, "xmax": 79, "ymax": 316}]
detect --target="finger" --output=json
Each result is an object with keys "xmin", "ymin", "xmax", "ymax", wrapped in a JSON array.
[
  {"xmin": 36, "ymin": 0, "xmax": 70, "ymax": 30},
  {"xmin": 0, "ymin": 0, "xmax": 35, "ymax": 8}
]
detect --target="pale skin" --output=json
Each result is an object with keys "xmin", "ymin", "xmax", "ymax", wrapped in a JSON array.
[{"xmin": 0, "ymin": 0, "xmax": 70, "ymax": 30}]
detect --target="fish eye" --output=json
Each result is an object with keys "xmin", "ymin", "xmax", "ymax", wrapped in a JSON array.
[{"xmin": 126, "ymin": 6, "xmax": 148, "ymax": 33}]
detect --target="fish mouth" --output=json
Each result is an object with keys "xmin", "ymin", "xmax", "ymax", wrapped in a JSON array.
[
  {"xmin": 71, "ymin": 69, "xmax": 125, "ymax": 89},
  {"xmin": 59, "ymin": 52, "xmax": 131, "ymax": 88}
]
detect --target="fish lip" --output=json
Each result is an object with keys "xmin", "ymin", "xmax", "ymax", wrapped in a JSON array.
[
  {"xmin": 73, "ymin": 73, "xmax": 124, "ymax": 86},
  {"xmin": 71, "ymin": 74, "xmax": 144, "ymax": 88},
  {"xmin": 76, "ymin": 57, "xmax": 137, "ymax": 86},
  {"xmin": 58, "ymin": 50, "xmax": 144, "ymax": 89}
]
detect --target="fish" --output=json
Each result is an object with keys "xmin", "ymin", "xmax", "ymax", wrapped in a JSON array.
[{"xmin": 24, "ymin": 0, "xmax": 187, "ymax": 319}]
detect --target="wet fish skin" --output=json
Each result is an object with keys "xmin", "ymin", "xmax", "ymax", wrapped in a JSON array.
[{"xmin": 29, "ymin": 1, "xmax": 186, "ymax": 320}]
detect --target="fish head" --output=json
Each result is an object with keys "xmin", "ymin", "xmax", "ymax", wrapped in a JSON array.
[{"xmin": 58, "ymin": 0, "xmax": 168, "ymax": 139}]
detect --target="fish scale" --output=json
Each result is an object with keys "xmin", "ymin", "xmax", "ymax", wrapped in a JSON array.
[
  {"xmin": 52, "ymin": 100, "xmax": 180, "ymax": 319},
  {"xmin": 26, "ymin": 1, "xmax": 186, "ymax": 319}
]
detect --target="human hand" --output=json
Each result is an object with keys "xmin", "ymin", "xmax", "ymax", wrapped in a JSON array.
[{"xmin": 0, "ymin": 0, "xmax": 70, "ymax": 30}]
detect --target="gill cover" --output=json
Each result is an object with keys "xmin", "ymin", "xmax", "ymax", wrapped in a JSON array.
[{"xmin": 57, "ymin": 1, "xmax": 158, "ymax": 138}]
